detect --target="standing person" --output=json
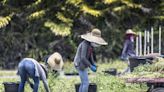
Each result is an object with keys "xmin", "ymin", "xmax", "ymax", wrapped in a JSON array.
[
  {"xmin": 74, "ymin": 28, "xmax": 108, "ymax": 92},
  {"xmin": 17, "ymin": 58, "xmax": 50, "ymax": 92},
  {"xmin": 120, "ymin": 29, "xmax": 137, "ymax": 74}
]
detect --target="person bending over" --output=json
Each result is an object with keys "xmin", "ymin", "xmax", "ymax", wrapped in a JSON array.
[{"xmin": 17, "ymin": 58, "xmax": 50, "ymax": 92}]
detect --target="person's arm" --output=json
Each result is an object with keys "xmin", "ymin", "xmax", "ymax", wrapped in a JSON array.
[
  {"xmin": 90, "ymin": 49, "xmax": 96, "ymax": 66},
  {"xmin": 38, "ymin": 63, "xmax": 50, "ymax": 92},
  {"xmin": 121, "ymin": 40, "xmax": 128, "ymax": 59},
  {"xmin": 42, "ymin": 79, "xmax": 50, "ymax": 92},
  {"xmin": 41, "ymin": 71, "xmax": 50, "ymax": 92},
  {"xmin": 81, "ymin": 42, "xmax": 91, "ymax": 67}
]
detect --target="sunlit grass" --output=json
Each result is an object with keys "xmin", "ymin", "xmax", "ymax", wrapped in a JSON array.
[
  {"xmin": 0, "ymin": 60, "xmax": 147, "ymax": 92},
  {"xmin": 63, "ymin": 59, "xmax": 127, "ymax": 74},
  {"xmin": 0, "ymin": 70, "xmax": 17, "ymax": 76},
  {"xmin": 96, "ymin": 59, "xmax": 127, "ymax": 73}
]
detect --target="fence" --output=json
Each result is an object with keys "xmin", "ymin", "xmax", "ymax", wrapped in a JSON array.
[{"xmin": 135, "ymin": 25, "xmax": 162, "ymax": 56}]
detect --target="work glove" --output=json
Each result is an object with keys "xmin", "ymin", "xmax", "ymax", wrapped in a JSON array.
[
  {"xmin": 92, "ymin": 64, "xmax": 97, "ymax": 67},
  {"xmin": 90, "ymin": 65, "xmax": 97, "ymax": 72}
]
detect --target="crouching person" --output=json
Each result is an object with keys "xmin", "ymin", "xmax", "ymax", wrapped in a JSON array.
[
  {"xmin": 47, "ymin": 52, "xmax": 64, "ymax": 74},
  {"xmin": 17, "ymin": 58, "xmax": 50, "ymax": 92}
]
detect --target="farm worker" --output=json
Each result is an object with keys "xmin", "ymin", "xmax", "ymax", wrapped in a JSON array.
[
  {"xmin": 74, "ymin": 28, "xmax": 108, "ymax": 92},
  {"xmin": 120, "ymin": 29, "xmax": 137, "ymax": 74},
  {"xmin": 17, "ymin": 58, "xmax": 50, "ymax": 92},
  {"xmin": 46, "ymin": 52, "xmax": 64, "ymax": 73},
  {"xmin": 121, "ymin": 29, "xmax": 137, "ymax": 60}
]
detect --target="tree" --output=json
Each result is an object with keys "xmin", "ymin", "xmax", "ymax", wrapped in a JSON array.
[{"xmin": 0, "ymin": 0, "xmax": 163, "ymax": 68}]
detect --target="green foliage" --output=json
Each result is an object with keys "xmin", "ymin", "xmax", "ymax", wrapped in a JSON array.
[
  {"xmin": 0, "ymin": 16, "xmax": 11, "ymax": 28},
  {"xmin": 103, "ymin": 0, "xmax": 118, "ymax": 4},
  {"xmin": 121, "ymin": 0, "xmax": 142, "ymax": 8},
  {"xmin": 0, "ymin": 61, "xmax": 148, "ymax": 92},
  {"xmin": 56, "ymin": 12, "xmax": 73, "ymax": 25},
  {"xmin": 44, "ymin": 21, "xmax": 71, "ymax": 36},
  {"xmin": 81, "ymin": 5, "xmax": 102, "ymax": 17},
  {"xmin": 112, "ymin": 5, "xmax": 126, "ymax": 12},
  {"xmin": 0, "ymin": 0, "xmax": 163, "ymax": 66},
  {"xmin": 122, "ymin": 57, "xmax": 164, "ymax": 78},
  {"xmin": 153, "ymin": 16, "xmax": 164, "ymax": 20},
  {"xmin": 91, "ymin": 73, "xmax": 148, "ymax": 92},
  {"xmin": 66, "ymin": 0, "xmax": 82, "ymax": 6},
  {"xmin": 133, "ymin": 57, "xmax": 164, "ymax": 73},
  {"xmin": 27, "ymin": 10, "xmax": 46, "ymax": 20}
]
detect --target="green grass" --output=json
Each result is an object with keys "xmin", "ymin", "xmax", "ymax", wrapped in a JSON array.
[
  {"xmin": 0, "ymin": 60, "xmax": 148, "ymax": 92},
  {"xmin": 63, "ymin": 59, "xmax": 127, "ymax": 74},
  {"xmin": 0, "ymin": 70, "xmax": 17, "ymax": 76}
]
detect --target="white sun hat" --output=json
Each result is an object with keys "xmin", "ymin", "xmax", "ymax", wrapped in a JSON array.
[
  {"xmin": 47, "ymin": 52, "xmax": 64, "ymax": 71},
  {"xmin": 81, "ymin": 28, "xmax": 108, "ymax": 45},
  {"xmin": 125, "ymin": 29, "xmax": 137, "ymax": 35}
]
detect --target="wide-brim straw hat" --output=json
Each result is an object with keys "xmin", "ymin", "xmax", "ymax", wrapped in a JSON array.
[
  {"xmin": 47, "ymin": 52, "xmax": 64, "ymax": 71},
  {"xmin": 125, "ymin": 29, "xmax": 137, "ymax": 35},
  {"xmin": 81, "ymin": 28, "xmax": 108, "ymax": 45}
]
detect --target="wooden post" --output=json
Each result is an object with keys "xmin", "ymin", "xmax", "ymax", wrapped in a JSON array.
[
  {"xmin": 147, "ymin": 31, "xmax": 150, "ymax": 54},
  {"xmin": 151, "ymin": 27, "xmax": 154, "ymax": 54},
  {"xmin": 144, "ymin": 30, "xmax": 147, "ymax": 55},
  {"xmin": 159, "ymin": 26, "xmax": 161, "ymax": 55},
  {"xmin": 136, "ymin": 35, "xmax": 139, "ymax": 56},
  {"xmin": 139, "ymin": 32, "xmax": 142, "ymax": 56}
]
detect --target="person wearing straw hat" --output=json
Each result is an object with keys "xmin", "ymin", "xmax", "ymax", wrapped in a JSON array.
[
  {"xmin": 74, "ymin": 28, "xmax": 107, "ymax": 92},
  {"xmin": 121, "ymin": 29, "xmax": 137, "ymax": 61},
  {"xmin": 120, "ymin": 29, "xmax": 137, "ymax": 74},
  {"xmin": 47, "ymin": 52, "xmax": 64, "ymax": 73},
  {"xmin": 17, "ymin": 58, "xmax": 50, "ymax": 92}
]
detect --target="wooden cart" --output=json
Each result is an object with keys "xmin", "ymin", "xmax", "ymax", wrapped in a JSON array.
[{"xmin": 126, "ymin": 77, "xmax": 164, "ymax": 92}]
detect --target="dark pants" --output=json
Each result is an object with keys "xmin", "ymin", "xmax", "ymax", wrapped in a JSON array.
[{"xmin": 18, "ymin": 60, "xmax": 40, "ymax": 92}]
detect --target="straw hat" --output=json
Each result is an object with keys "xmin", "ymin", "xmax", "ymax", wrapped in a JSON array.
[
  {"xmin": 125, "ymin": 29, "xmax": 137, "ymax": 35},
  {"xmin": 81, "ymin": 28, "xmax": 108, "ymax": 45},
  {"xmin": 47, "ymin": 52, "xmax": 64, "ymax": 71}
]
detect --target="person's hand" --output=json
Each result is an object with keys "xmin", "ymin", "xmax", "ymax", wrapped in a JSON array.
[
  {"xmin": 90, "ymin": 65, "xmax": 97, "ymax": 72},
  {"xmin": 92, "ymin": 64, "xmax": 97, "ymax": 67}
]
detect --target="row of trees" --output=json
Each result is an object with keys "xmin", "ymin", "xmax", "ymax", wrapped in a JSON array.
[{"xmin": 0, "ymin": 0, "xmax": 163, "ymax": 68}]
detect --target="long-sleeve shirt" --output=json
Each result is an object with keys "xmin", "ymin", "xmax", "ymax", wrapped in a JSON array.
[
  {"xmin": 121, "ymin": 39, "xmax": 136, "ymax": 60},
  {"xmin": 74, "ymin": 40, "xmax": 95, "ymax": 70},
  {"xmin": 18, "ymin": 58, "xmax": 50, "ymax": 92}
]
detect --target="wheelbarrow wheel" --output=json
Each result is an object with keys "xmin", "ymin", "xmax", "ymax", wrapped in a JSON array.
[{"xmin": 151, "ymin": 88, "xmax": 164, "ymax": 92}]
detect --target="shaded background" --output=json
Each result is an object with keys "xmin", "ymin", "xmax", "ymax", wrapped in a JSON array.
[{"xmin": 0, "ymin": 0, "xmax": 163, "ymax": 69}]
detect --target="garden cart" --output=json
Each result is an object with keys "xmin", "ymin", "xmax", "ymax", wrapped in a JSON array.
[
  {"xmin": 129, "ymin": 55, "xmax": 164, "ymax": 72},
  {"xmin": 126, "ymin": 77, "xmax": 164, "ymax": 92}
]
